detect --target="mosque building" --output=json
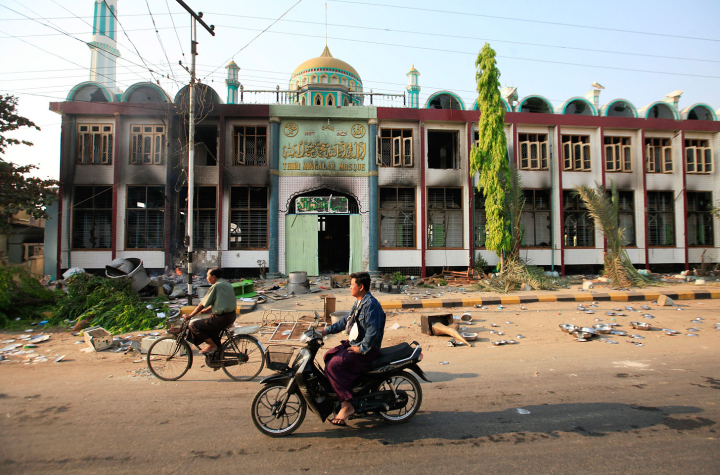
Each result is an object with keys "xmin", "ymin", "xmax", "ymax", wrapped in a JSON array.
[{"xmin": 46, "ymin": 0, "xmax": 720, "ymax": 279}]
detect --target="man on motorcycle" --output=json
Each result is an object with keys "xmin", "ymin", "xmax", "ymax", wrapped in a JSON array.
[{"xmin": 320, "ymin": 271, "xmax": 386, "ymax": 426}]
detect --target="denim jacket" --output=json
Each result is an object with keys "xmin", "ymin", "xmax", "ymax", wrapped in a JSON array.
[{"xmin": 325, "ymin": 292, "xmax": 386, "ymax": 354}]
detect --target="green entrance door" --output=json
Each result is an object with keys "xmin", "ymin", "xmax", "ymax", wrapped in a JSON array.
[{"xmin": 285, "ymin": 214, "xmax": 318, "ymax": 276}]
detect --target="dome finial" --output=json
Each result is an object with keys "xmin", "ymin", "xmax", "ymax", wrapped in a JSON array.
[{"xmin": 321, "ymin": 45, "xmax": 333, "ymax": 58}]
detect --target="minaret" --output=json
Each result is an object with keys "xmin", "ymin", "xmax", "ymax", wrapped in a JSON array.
[
  {"xmin": 406, "ymin": 65, "xmax": 420, "ymax": 109},
  {"xmin": 226, "ymin": 61, "xmax": 240, "ymax": 104},
  {"xmin": 89, "ymin": 0, "xmax": 121, "ymax": 92}
]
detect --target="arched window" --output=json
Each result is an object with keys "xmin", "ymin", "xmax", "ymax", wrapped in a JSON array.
[
  {"xmin": 327, "ymin": 95, "xmax": 334, "ymax": 106},
  {"xmin": 605, "ymin": 101, "xmax": 635, "ymax": 118},
  {"xmin": 331, "ymin": 76, "xmax": 339, "ymax": 85},
  {"xmin": 302, "ymin": 77, "xmax": 308, "ymax": 86},
  {"xmin": 564, "ymin": 99, "xmax": 593, "ymax": 115},
  {"xmin": 320, "ymin": 75, "xmax": 328, "ymax": 84},
  {"xmin": 341, "ymin": 77, "xmax": 348, "ymax": 86},
  {"xmin": 343, "ymin": 97, "xmax": 349, "ymax": 106},
  {"xmin": 311, "ymin": 76, "xmax": 318, "ymax": 84},
  {"xmin": 314, "ymin": 94, "xmax": 322, "ymax": 105},
  {"xmin": 520, "ymin": 97, "xmax": 553, "ymax": 114},
  {"xmin": 688, "ymin": 106, "xmax": 714, "ymax": 121},
  {"xmin": 427, "ymin": 93, "xmax": 463, "ymax": 110},
  {"xmin": 300, "ymin": 96, "xmax": 306, "ymax": 105},
  {"xmin": 648, "ymin": 103, "xmax": 675, "ymax": 119}
]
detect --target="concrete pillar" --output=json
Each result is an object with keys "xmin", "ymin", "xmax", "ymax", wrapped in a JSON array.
[
  {"xmin": 267, "ymin": 117, "xmax": 281, "ymax": 278},
  {"xmin": 368, "ymin": 119, "xmax": 380, "ymax": 278}
]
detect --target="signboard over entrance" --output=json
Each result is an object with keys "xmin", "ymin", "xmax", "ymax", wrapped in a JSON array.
[
  {"xmin": 280, "ymin": 120, "xmax": 369, "ymax": 175},
  {"xmin": 296, "ymin": 196, "xmax": 349, "ymax": 214}
]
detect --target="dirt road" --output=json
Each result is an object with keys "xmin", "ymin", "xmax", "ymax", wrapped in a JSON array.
[{"xmin": 1, "ymin": 287, "xmax": 719, "ymax": 474}]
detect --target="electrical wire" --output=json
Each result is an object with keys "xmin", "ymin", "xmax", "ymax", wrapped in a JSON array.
[{"xmin": 145, "ymin": 0, "xmax": 179, "ymax": 83}]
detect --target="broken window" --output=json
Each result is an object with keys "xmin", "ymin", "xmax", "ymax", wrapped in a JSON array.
[
  {"xmin": 647, "ymin": 191, "xmax": 675, "ymax": 246},
  {"xmin": 428, "ymin": 131, "xmax": 458, "ymax": 169},
  {"xmin": 193, "ymin": 125, "xmax": 217, "ymax": 166},
  {"xmin": 688, "ymin": 106, "xmax": 714, "ymax": 121},
  {"xmin": 606, "ymin": 101, "xmax": 634, "ymax": 118},
  {"xmin": 130, "ymin": 125, "xmax": 165, "ymax": 165},
  {"xmin": 604, "ymin": 136, "xmax": 632, "ymax": 172},
  {"xmin": 427, "ymin": 188, "xmax": 463, "ymax": 248},
  {"xmin": 427, "ymin": 94, "xmax": 463, "ymax": 110},
  {"xmin": 376, "ymin": 129, "xmax": 413, "ymax": 167},
  {"xmin": 520, "ymin": 98, "xmax": 552, "ymax": 114},
  {"xmin": 685, "ymin": 139, "xmax": 713, "ymax": 174},
  {"xmin": 648, "ymin": 104, "xmax": 675, "ymax": 119},
  {"xmin": 126, "ymin": 186, "xmax": 165, "ymax": 249},
  {"xmin": 178, "ymin": 186, "xmax": 217, "ymax": 249},
  {"xmin": 72, "ymin": 185, "xmax": 112, "ymax": 249},
  {"xmin": 233, "ymin": 126, "xmax": 267, "ymax": 166},
  {"xmin": 519, "ymin": 133, "xmax": 548, "ymax": 170},
  {"xmin": 229, "ymin": 186, "xmax": 268, "ymax": 249},
  {"xmin": 687, "ymin": 192, "xmax": 714, "ymax": 246},
  {"xmin": 77, "ymin": 124, "xmax": 113, "ymax": 164},
  {"xmin": 379, "ymin": 187, "xmax": 416, "ymax": 248},
  {"xmin": 563, "ymin": 191, "xmax": 594, "ymax": 247},
  {"xmin": 645, "ymin": 137, "xmax": 672, "ymax": 173},
  {"xmin": 562, "ymin": 135, "xmax": 591, "ymax": 171},
  {"xmin": 521, "ymin": 190, "xmax": 551, "ymax": 247}
]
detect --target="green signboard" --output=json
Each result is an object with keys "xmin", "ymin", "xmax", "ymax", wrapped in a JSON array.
[
  {"xmin": 296, "ymin": 196, "xmax": 349, "ymax": 214},
  {"xmin": 280, "ymin": 120, "xmax": 369, "ymax": 175}
]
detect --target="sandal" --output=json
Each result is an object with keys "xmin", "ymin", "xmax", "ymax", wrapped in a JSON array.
[
  {"xmin": 329, "ymin": 418, "xmax": 348, "ymax": 427},
  {"xmin": 200, "ymin": 348, "xmax": 217, "ymax": 355}
]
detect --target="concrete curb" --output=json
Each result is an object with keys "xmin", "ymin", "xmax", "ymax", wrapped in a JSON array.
[{"xmin": 379, "ymin": 289, "xmax": 720, "ymax": 310}]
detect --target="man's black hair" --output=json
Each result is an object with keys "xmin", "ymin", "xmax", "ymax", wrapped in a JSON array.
[
  {"xmin": 350, "ymin": 271, "xmax": 371, "ymax": 293},
  {"xmin": 208, "ymin": 268, "xmax": 222, "ymax": 279}
]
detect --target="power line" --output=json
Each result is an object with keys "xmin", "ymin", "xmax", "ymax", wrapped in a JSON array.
[
  {"xmin": 145, "ymin": 0, "xmax": 179, "ymax": 83},
  {"xmin": 328, "ymin": 0, "xmax": 720, "ymax": 43},
  {"xmin": 105, "ymin": 3, "xmax": 160, "ymax": 85},
  {"xmin": 165, "ymin": 0, "xmax": 186, "ymax": 62},
  {"xmin": 201, "ymin": 0, "xmax": 304, "ymax": 82}
]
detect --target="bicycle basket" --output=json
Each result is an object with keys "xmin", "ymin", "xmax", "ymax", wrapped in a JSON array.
[{"xmin": 265, "ymin": 345, "xmax": 294, "ymax": 372}]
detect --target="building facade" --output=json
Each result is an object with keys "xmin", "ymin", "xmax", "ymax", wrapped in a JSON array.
[{"xmin": 47, "ymin": 3, "xmax": 720, "ymax": 279}]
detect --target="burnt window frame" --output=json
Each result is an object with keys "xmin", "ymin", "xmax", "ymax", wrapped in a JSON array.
[
  {"xmin": 427, "ymin": 130, "xmax": 459, "ymax": 170},
  {"xmin": 427, "ymin": 187, "xmax": 463, "ymax": 249},
  {"xmin": 521, "ymin": 189, "xmax": 552, "ymax": 247},
  {"xmin": 125, "ymin": 185, "xmax": 165, "ymax": 250},
  {"xmin": 563, "ymin": 190, "xmax": 595, "ymax": 247},
  {"xmin": 604, "ymin": 136, "xmax": 633, "ymax": 172},
  {"xmin": 72, "ymin": 185, "xmax": 113, "ymax": 249},
  {"xmin": 130, "ymin": 124, "xmax": 166, "ymax": 165},
  {"xmin": 616, "ymin": 190, "xmax": 636, "ymax": 247},
  {"xmin": 229, "ymin": 186, "xmax": 269, "ymax": 250},
  {"xmin": 376, "ymin": 129, "xmax": 413, "ymax": 168},
  {"xmin": 562, "ymin": 135, "xmax": 592, "ymax": 171},
  {"xmin": 518, "ymin": 133, "xmax": 549, "ymax": 171},
  {"xmin": 379, "ymin": 187, "xmax": 416, "ymax": 249},
  {"xmin": 647, "ymin": 191, "xmax": 675, "ymax": 247},
  {"xmin": 684, "ymin": 139, "xmax": 713, "ymax": 174},
  {"xmin": 645, "ymin": 137, "xmax": 673, "ymax": 173},
  {"xmin": 474, "ymin": 189, "xmax": 487, "ymax": 248},
  {"xmin": 178, "ymin": 186, "xmax": 217, "ymax": 250},
  {"xmin": 76, "ymin": 124, "xmax": 113, "ymax": 165},
  {"xmin": 687, "ymin": 192, "xmax": 714, "ymax": 247},
  {"xmin": 233, "ymin": 125, "xmax": 267, "ymax": 166}
]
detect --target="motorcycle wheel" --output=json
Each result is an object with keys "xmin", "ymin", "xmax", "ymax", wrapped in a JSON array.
[
  {"xmin": 377, "ymin": 371, "xmax": 422, "ymax": 424},
  {"xmin": 251, "ymin": 382, "xmax": 307, "ymax": 437}
]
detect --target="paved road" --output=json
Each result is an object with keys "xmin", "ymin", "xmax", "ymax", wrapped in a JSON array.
[{"xmin": 1, "ymin": 298, "xmax": 718, "ymax": 474}]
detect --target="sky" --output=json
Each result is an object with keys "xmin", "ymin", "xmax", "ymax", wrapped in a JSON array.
[{"xmin": 1, "ymin": 0, "xmax": 719, "ymax": 180}]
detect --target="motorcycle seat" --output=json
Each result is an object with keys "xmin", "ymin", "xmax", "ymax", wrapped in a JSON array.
[{"xmin": 368, "ymin": 342, "xmax": 414, "ymax": 370}]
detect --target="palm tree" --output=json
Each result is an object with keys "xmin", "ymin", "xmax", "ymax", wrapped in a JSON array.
[{"xmin": 573, "ymin": 182, "xmax": 651, "ymax": 287}]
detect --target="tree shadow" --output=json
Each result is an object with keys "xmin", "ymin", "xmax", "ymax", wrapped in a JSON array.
[{"xmin": 298, "ymin": 402, "xmax": 707, "ymax": 444}]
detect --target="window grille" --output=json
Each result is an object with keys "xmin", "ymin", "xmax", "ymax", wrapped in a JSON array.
[
  {"xmin": 562, "ymin": 135, "xmax": 591, "ymax": 171},
  {"xmin": 563, "ymin": 191, "xmax": 594, "ymax": 247},
  {"xmin": 687, "ymin": 192, "xmax": 714, "ymax": 246},
  {"xmin": 645, "ymin": 138, "xmax": 673, "ymax": 173},
  {"xmin": 604, "ymin": 136, "xmax": 632, "ymax": 172},
  {"xmin": 178, "ymin": 186, "xmax": 217, "ymax": 249},
  {"xmin": 519, "ymin": 133, "xmax": 548, "ymax": 170},
  {"xmin": 427, "ymin": 188, "xmax": 463, "ymax": 248},
  {"xmin": 233, "ymin": 126, "xmax": 267, "ymax": 166},
  {"xmin": 521, "ymin": 190, "xmax": 551, "ymax": 246},
  {"xmin": 474, "ymin": 190, "xmax": 486, "ymax": 247},
  {"xmin": 617, "ymin": 191, "xmax": 635, "ymax": 246},
  {"xmin": 72, "ymin": 185, "xmax": 113, "ymax": 249},
  {"xmin": 647, "ymin": 191, "xmax": 675, "ymax": 246},
  {"xmin": 130, "ymin": 125, "xmax": 165, "ymax": 165},
  {"xmin": 229, "ymin": 186, "xmax": 268, "ymax": 249},
  {"xmin": 77, "ymin": 124, "xmax": 113, "ymax": 164},
  {"xmin": 684, "ymin": 139, "xmax": 713, "ymax": 174},
  {"xmin": 376, "ymin": 129, "xmax": 413, "ymax": 167},
  {"xmin": 379, "ymin": 187, "xmax": 416, "ymax": 248},
  {"xmin": 126, "ymin": 186, "xmax": 164, "ymax": 249}
]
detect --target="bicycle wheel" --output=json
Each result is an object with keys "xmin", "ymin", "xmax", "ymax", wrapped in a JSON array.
[
  {"xmin": 147, "ymin": 336, "xmax": 193, "ymax": 381},
  {"xmin": 221, "ymin": 335, "xmax": 265, "ymax": 381},
  {"xmin": 251, "ymin": 383, "xmax": 306, "ymax": 437}
]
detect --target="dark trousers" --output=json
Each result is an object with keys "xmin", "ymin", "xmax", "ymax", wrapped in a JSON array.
[
  {"xmin": 324, "ymin": 341, "xmax": 379, "ymax": 402},
  {"xmin": 188, "ymin": 311, "xmax": 236, "ymax": 348}
]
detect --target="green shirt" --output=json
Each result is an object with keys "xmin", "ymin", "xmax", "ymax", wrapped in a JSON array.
[{"xmin": 200, "ymin": 279, "xmax": 237, "ymax": 315}]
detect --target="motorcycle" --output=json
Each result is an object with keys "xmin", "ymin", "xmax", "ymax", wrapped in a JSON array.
[{"xmin": 251, "ymin": 313, "xmax": 430, "ymax": 437}]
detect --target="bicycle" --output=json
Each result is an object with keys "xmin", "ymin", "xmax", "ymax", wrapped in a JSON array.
[{"xmin": 146, "ymin": 317, "xmax": 265, "ymax": 381}]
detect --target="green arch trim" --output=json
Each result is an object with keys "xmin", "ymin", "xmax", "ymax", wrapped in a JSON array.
[
  {"xmin": 600, "ymin": 98, "xmax": 638, "ymax": 118},
  {"xmin": 472, "ymin": 97, "xmax": 510, "ymax": 112},
  {"xmin": 120, "ymin": 82, "xmax": 172, "ymax": 103},
  {"xmin": 640, "ymin": 101, "xmax": 679, "ymax": 120},
  {"xmin": 517, "ymin": 95, "xmax": 554, "ymax": 114},
  {"xmin": 66, "ymin": 81, "xmax": 115, "ymax": 102},
  {"xmin": 559, "ymin": 97, "xmax": 597, "ymax": 116},
  {"xmin": 424, "ymin": 90, "xmax": 466, "ymax": 110},
  {"xmin": 680, "ymin": 103, "xmax": 717, "ymax": 121}
]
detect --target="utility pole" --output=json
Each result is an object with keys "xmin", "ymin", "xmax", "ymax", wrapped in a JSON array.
[{"xmin": 176, "ymin": 0, "xmax": 214, "ymax": 304}]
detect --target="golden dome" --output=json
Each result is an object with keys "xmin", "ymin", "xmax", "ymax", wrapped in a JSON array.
[{"xmin": 291, "ymin": 46, "xmax": 361, "ymax": 82}]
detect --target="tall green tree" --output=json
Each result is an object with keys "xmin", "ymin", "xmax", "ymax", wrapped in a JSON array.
[
  {"xmin": 470, "ymin": 43, "xmax": 510, "ymax": 268},
  {"xmin": 0, "ymin": 94, "xmax": 58, "ymax": 232}
]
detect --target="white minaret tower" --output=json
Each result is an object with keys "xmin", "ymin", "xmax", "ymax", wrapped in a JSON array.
[{"xmin": 89, "ymin": 0, "xmax": 121, "ymax": 92}]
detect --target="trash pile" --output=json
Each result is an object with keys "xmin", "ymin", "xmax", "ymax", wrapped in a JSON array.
[{"xmin": 0, "ymin": 332, "xmax": 63, "ymax": 364}]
